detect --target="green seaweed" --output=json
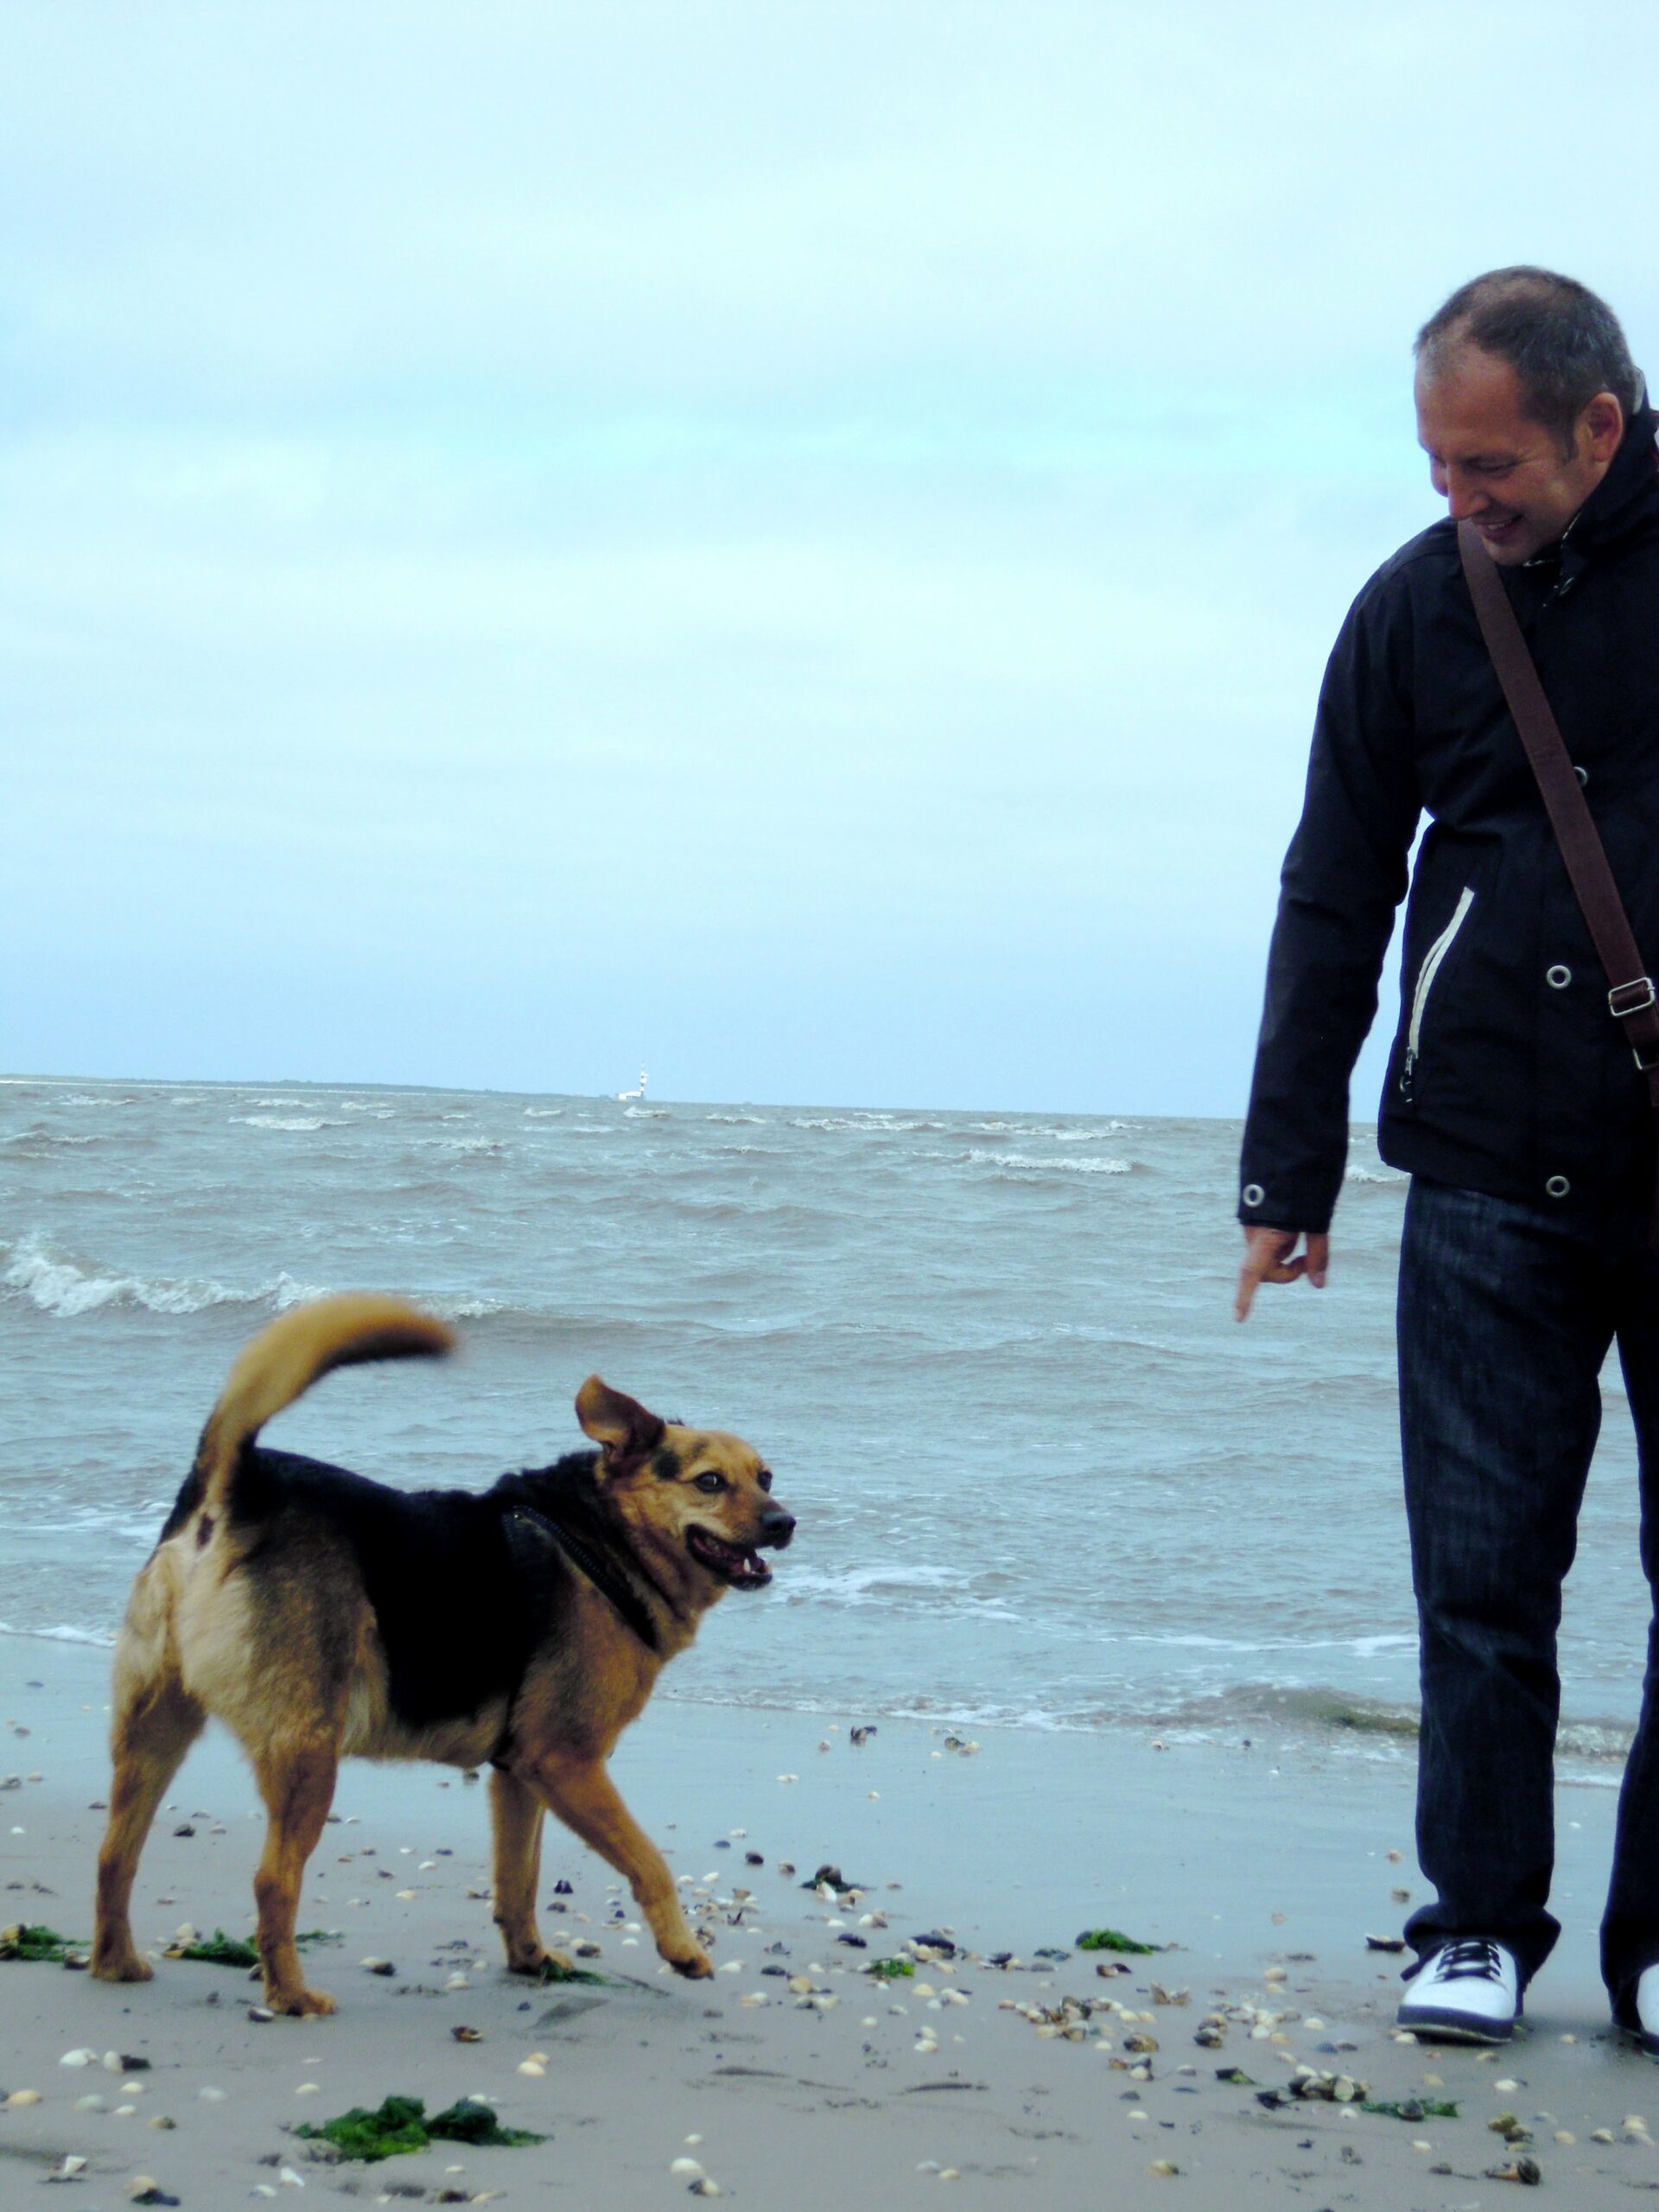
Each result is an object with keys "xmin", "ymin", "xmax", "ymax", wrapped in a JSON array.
[
  {"xmin": 295, "ymin": 2093, "xmax": 545, "ymax": 2162},
  {"xmin": 0, "ymin": 1923, "xmax": 84, "ymax": 1962},
  {"xmin": 536, "ymin": 1955, "xmax": 608, "ymax": 1985},
  {"xmin": 170, "ymin": 1929, "xmax": 259, "ymax": 1967},
  {"xmin": 1075, "ymin": 1927, "xmax": 1160, "ymax": 1955},
  {"xmin": 295, "ymin": 2094, "xmax": 430, "ymax": 2162},
  {"xmin": 429, "ymin": 2098, "xmax": 545, "ymax": 2147},
  {"xmin": 166, "ymin": 1926, "xmax": 338, "ymax": 1968},
  {"xmin": 867, "ymin": 1956, "xmax": 916, "ymax": 1980},
  {"xmin": 1362, "ymin": 2097, "xmax": 1460, "ymax": 2121}
]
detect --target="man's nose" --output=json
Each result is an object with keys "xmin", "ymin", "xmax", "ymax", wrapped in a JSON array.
[{"xmin": 1443, "ymin": 468, "xmax": 1491, "ymax": 520}]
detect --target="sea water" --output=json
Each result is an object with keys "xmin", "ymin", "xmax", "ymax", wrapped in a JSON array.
[{"xmin": 0, "ymin": 1075, "xmax": 1647, "ymax": 1770}]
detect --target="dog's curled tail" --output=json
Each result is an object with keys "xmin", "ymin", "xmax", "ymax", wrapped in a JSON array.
[{"xmin": 192, "ymin": 1294, "xmax": 456, "ymax": 1517}]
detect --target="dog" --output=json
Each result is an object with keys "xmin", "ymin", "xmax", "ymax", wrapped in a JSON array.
[{"xmin": 91, "ymin": 1293, "xmax": 795, "ymax": 2015}]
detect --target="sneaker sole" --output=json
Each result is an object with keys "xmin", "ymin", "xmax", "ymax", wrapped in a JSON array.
[
  {"xmin": 1617, "ymin": 2021, "xmax": 1659, "ymax": 2058},
  {"xmin": 1396, "ymin": 2005, "xmax": 1513, "ymax": 2045}
]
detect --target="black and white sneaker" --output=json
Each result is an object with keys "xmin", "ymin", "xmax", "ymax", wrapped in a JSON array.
[
  {"xmin": 1396, "ymin": 1937, "xmax": 1519, "ymax": 2044},
  {"xmin": 1622, "ymin": 1964, "xmax": 1659, "ymax": 2056}
]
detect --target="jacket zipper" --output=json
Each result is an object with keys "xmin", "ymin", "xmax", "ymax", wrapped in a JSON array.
[{"xmin": 1400, "ymin": 887, "xmax": 1475, "ymax": 1100}]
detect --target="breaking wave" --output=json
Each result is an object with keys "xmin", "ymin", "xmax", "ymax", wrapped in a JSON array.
[
  {"xmin": 1, "ymin": 1231, "xmax": 327, "ymax": 1319},
  {"xmin": 968, "ymin": 1150, "xmax": 1134, "ymax": 1177}
]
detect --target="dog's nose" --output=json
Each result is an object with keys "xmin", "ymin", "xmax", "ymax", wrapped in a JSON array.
[{"xmin": 762, "ymin": 1508, "xmax": 796, "ymax": 1548}]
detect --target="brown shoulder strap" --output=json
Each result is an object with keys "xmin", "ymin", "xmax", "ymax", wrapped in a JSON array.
[{"xmin": 1457, "ymin": 520, "xmax": 1659, "ymax": 1239}]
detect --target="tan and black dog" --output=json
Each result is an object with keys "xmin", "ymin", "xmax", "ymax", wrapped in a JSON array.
[{"xmin": 92, "ymin": 1293, "xmax": 795, "ymax": 2015}]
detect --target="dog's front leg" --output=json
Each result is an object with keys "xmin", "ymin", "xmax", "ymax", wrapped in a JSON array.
[
  {"xmin": 489, "ymin": 1767, "xmax": 571, "ymax": 1974},
  {"xmin": 251, "ymin": 1740, "xmax": 340, "ymax": 2015},
  {"xmin": 531, "ymin": 1752, "xmax": 710, "ymax": 1979}
]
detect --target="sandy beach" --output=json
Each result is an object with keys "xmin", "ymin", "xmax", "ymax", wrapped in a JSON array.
[{"xmin": 3, "ymin": 1640, "xmax": 1658, "ymax": 2209}]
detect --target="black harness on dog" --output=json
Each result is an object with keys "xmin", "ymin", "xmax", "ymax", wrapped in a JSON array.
[
  {"xmin": 488, "ymin": 1499, "xmax": 665, "ymax": 1768},
  {"xmin": 510, "ymin": 1502, "xmax": 663, "ymax": 1651}
]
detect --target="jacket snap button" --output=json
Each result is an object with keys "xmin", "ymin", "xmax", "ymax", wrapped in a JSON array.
[
  {"xmin": 1242, "ymin": 1183, "xmax": 1265, "ymax": 1209},
  {"xmin": 1574, "ymin": 764, "xmax": 1589, "ymax": 787},
  {"xmin": 1545, "ymin": 1174, "xmax": 1571, "ymax": 1198},
  {"xmin": 1547, "ymin": 964, "xmax": 1572, "ymax": 988}
]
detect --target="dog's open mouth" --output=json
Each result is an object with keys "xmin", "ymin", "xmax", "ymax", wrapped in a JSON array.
[{"xmin": 686, "ymin": 1526, "xmax": 772, "ymax": 1590}]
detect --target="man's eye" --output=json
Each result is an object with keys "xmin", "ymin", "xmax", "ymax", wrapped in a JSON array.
[
  {"xmin": 757, "ymin": 1471, "xmax": 773, "ymax": 1493},
  {"xmin": 694, "ymin": 1472, "xmax": 726, "ymax": 1494}
]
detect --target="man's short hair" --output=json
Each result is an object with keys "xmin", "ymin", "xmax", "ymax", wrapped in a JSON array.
[{"xmin": 1415, "ymin": 267, "xmax": 1643, "ymax": 451}]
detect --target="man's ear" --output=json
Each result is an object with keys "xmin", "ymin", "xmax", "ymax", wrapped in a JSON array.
[{"xmin": 575, "ymin": 1376, "xmax": 667, "ymax": 1471}]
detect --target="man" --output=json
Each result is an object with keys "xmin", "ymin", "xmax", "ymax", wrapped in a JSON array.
[{"xmin": 1236, "ymin": 268, "xmax": 1659, "ymax": 2048}]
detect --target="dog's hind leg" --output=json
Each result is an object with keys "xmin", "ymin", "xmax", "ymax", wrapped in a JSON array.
[
  {"xmin": 529, "ymin": 1752, "xmax": 711, "ymax": 1979},
  {"xmin": 489, "ymin": 1767, "xmax": 569, "ymax": 1974},
  {"xmin": 93, "ymin": 1672, "xmax": 206, "ymax": 1982},
  {"xmin": 248, "ymin": 1738, "xmax": 341, "ymax": 2015}
]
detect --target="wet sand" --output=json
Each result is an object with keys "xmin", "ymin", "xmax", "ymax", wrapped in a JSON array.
[{"xmin": 3, "ymin": 1638, "xmax": 1656, "ymax": 2208}]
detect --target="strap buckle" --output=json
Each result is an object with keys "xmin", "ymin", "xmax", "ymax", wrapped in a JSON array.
[{"xmin": 1609, "ymin": 976, "xmax": 1657, "ymax": 1019}]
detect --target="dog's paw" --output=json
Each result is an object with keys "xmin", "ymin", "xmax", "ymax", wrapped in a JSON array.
[
  {"xmin": 91, "ymin": 1948, "xmax": 154, "ymax": 1985},
  {"xmin": 268, "ymin": 1984, "xmax": 338, "ymax": 2017},
  {"xmin": 666, "ymin": 1947, "xmax": 714, "ymax": 1980}
]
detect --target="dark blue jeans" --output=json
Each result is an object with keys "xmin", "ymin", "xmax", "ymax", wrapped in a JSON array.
[{"xmin": 1398, "ymin": 1175, "xmax": 1659, "ymax": 2012}]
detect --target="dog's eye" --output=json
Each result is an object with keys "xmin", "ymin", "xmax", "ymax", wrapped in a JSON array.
[
  {"xmin": 693, "ymin": 1472, "xmax": 726, "ymax": 1495},
  {"xmin": 757, "ymin": 1471, "xmax": 772, "ymax": 1492}
]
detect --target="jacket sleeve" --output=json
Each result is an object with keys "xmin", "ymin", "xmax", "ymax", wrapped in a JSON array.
[{"xmin": 1238, "ymin": 569, "xmax": 1422, "ymax": 1232}]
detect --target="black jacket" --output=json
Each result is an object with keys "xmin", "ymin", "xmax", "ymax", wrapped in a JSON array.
[{"xmin": 1240, "ymin": 409, "xmax": 1659, "ymax": 1233}]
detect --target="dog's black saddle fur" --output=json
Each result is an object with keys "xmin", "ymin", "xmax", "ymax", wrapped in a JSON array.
[{"xmin": 160, "ymin": 1446, "xmax": 660, "ymax": 1735}]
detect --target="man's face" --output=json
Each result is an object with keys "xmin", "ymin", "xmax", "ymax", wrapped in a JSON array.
[{"xmin": 1414, "ymin": 346, "xmax": 1623, "ymax": 565}]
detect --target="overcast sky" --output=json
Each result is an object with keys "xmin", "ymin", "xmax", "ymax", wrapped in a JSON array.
[{"xmin": 3, "ymin": 2, "xmax": 1655, "ymax": 1114}]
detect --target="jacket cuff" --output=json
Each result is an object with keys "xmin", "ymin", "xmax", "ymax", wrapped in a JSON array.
[{"xmin": 1236, "ymin": 1176, "xmax": 1335, "ymax": 1236}]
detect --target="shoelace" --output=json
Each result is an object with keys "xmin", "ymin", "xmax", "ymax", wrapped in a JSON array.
[{"xmin": 1430, "ymin": 1938, "xmax": 1505, "ymax": 1983}]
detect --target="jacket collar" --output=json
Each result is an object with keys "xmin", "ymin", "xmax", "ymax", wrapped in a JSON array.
[{"xmin": 1535, "ymin": 401, "xmax": 1659, "ymax": 580}]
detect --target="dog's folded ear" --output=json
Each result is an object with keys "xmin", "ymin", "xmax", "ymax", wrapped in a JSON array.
[{"xmin": 575, "ymin": 1376, "xmax": 667, "ymax": 1471}]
